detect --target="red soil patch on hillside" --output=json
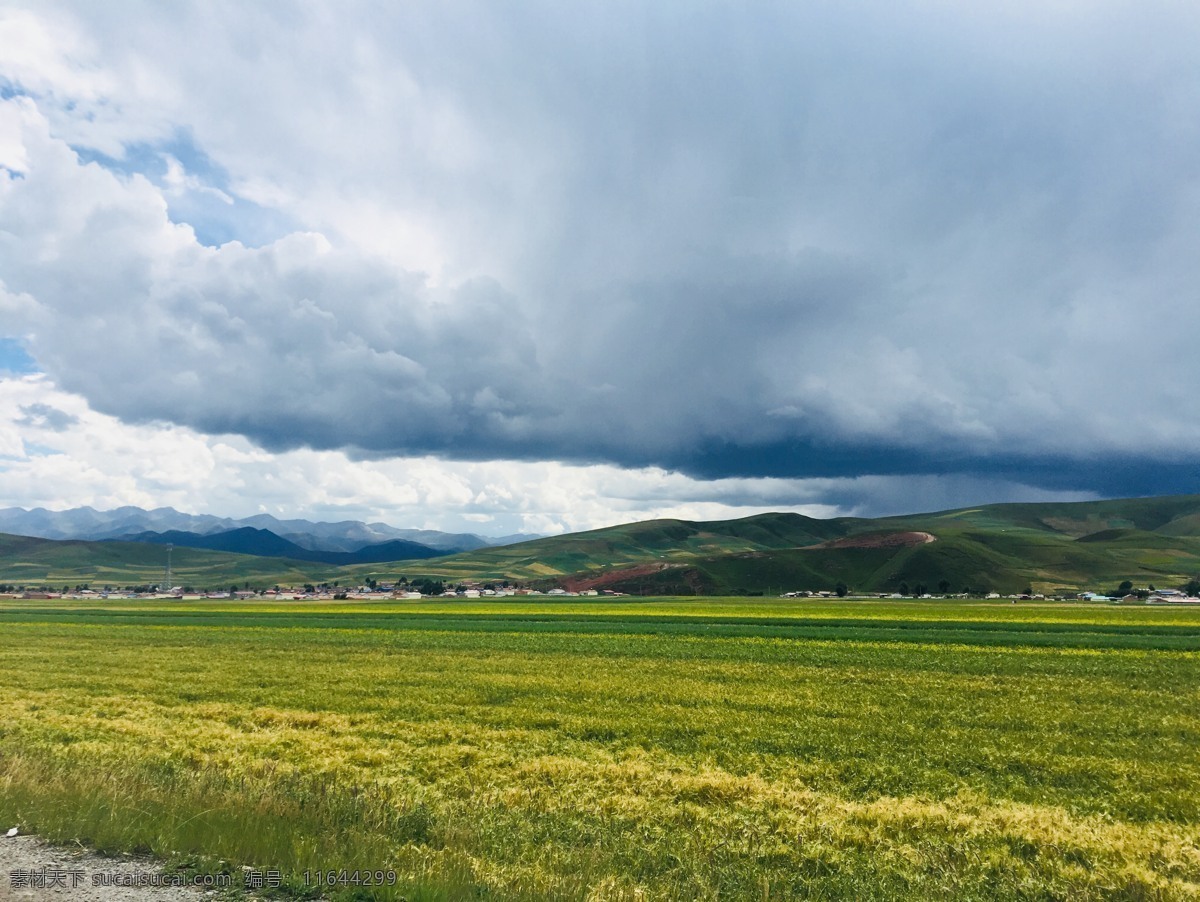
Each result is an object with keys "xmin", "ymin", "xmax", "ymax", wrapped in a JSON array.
[
  {"xmin": 561, "ymin": 562, "xmax": 677, "ymax": 592},
  {"xmin": 815, "ymin": 531, "xmax": 936, "ymax": 550}
]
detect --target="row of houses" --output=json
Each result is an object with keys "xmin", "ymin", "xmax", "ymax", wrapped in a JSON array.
[
  {"xmin": 21, "ymin": 586, "xmax": 618, "ymax": 601},
  {"xmin": 11, "ymin": 583, "xmax": 1197, "ymax": 602},
  {"xmin": 1080, "ymin": 589, "xmax": 1200, "ymax": 604},
  {"xmin": 779, "ymin": 590, "xmax": 1048, "ymax": 600}
]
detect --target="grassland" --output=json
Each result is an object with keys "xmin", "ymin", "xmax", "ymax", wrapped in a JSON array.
[
  {"xmin": 0, "ymin": 597, "xmax": 1198, "ymax": 899},
  {"xmin": 0, "ymin": 533, "xmax": 346, "ymax": 589}
]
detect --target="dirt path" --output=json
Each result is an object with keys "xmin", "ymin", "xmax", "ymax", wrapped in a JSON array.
[
  {"xmin": 0, "ymin": 833, "xmax": 219, "ymax": 901},
  {"xmin": 816, "ymin": 530, "xmax": 937, "ymax": 549}
]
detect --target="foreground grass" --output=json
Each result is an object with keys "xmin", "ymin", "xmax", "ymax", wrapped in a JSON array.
[{"xmin": 0, "ymin": 598, "xmax": 1197, "ymax": 899}]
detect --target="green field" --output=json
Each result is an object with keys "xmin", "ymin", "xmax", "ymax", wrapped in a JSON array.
[{"xmin": 0, "ymin": 598, "xmax": 1198, "ymax": 899}]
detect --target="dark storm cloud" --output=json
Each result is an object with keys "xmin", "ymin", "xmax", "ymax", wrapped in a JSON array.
[
  {"xmin": 672, "ymin": 439, "xmax": 1200, "ymax": 500},
  {"xmin": 4, "ymin": 2, "xmax": 1200, "ymax": 499}
]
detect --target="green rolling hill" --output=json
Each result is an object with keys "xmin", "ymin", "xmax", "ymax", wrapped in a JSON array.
[
  {"xmin": 383, "ymin": 495, "xmax": 1200, "ymax": 595},
  {"xmin": 3, "ymin": 495, "xmax": 1200, "ymax": 595}
]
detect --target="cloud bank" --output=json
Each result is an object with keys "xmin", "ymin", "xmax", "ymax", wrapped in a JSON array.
[
  {"xmin": 1, "ymin": 1, "xmax": 1199, "ymax": 521},
  {"xmin": 0, "ymin": 376, "xmax": 1098, "ymax": 535}
]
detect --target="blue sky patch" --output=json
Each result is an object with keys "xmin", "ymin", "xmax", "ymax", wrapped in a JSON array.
[
  {"xmin": 21, "ymin": 441, "xmax": 63, "ymax": 458},
  {"xmin": 0, "ymin": 338, "xmax": 38, "ymax": 374},
  {"xmin": 73, "ymin": 129, "xmax": 296, "ymax": 248},
  {"xmin": 74, "ymin": 127, "xmax": 226, "ymax": 187}
]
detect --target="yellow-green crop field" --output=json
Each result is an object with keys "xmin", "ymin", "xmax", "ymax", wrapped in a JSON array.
[{"xmin": 0, "ymin": 597, "xmax": 1198, "ymax": 899}]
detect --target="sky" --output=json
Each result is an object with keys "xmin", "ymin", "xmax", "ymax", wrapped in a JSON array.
[{"xmin": 1, "ymin": 2, "xmax": 1198, "ymax": 536}]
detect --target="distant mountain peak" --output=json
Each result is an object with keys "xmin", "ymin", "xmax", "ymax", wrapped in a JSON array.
[{"xmin": 0, "ymin": 505, "xmax": 538, "ymax": 553}]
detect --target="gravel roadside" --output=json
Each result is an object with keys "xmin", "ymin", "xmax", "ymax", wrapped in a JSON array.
[{"xmin": 0, "ymin": 833, "xmax": 223, "ymax": 902}]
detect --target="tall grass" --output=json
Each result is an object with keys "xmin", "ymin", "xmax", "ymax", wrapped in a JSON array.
[{"xmin": 0, "ymin": 598, "xmax": 1197, "ymax": 899}]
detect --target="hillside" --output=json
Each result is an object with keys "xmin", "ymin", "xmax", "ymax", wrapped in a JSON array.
[
  {"xmin": 0, "ymin": 533, "xmax": 348, "ymax": 589},
  {"xmin": 3, "ymin": 495, "xmax": 1200, "ymax": 594},
  {"xmin": 384, "ymin": 496, "xmax": 1200, "ymax": 595},
  {"xmin": 873, "ymin": 494, "xmax": 1200, "ymax": 537}
]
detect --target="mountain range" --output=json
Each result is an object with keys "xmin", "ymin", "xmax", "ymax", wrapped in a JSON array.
[
  {"xmin": 113, "ymin": 527, "xmax": 447, "ymax": 566},
  {"xmin": 3, "ymin": 496, "xmax": 1200, "ymax": 595},
  {"xmin": 0, "ymin": 506, "xmax": 538, "ymax": 554}
]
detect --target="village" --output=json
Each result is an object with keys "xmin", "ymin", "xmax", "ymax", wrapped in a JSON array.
[
  {"xmin": 0, "ymin": 581, "xmax": 622, "ymax": 601},
  {"xmin": 4, "ymin": 582, "xmax": 1199, "ymax": 603}
]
